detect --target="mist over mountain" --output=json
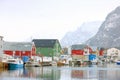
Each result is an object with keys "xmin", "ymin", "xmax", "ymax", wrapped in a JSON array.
[
  {"xmin": 60, "ymin": 21, "xmax": 102, "ymax": 47},
  {"xmin": 86, "ymin": 6, "xmax": 120, "ymax": 48}
]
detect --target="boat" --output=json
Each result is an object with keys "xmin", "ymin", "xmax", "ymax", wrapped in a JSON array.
[
  {"xmin": 91, "ymin": 58, "xmax": 98, "ymax": 65},
  {"xmin": 7, "ymin": 58, "xmax": 23, "ymax": 69},
  {"xmin": 0, "ymin": 54, "xmax": 12, "ymax": 68},
  {"xmin": 25, "ymin": 59, "xmax": 41, "ymax": 67},
  {"xmin": 50, "ymin": 61, "xmax": 57, "ymax": 66},
  {"xmin": 116, "ymin": 60, "xmax": 120, "ymax": 65}
]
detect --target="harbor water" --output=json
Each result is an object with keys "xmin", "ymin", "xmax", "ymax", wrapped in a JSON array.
[{"xmin": 0, "ymin": 63, "xmax": 120, "ymax": 80}]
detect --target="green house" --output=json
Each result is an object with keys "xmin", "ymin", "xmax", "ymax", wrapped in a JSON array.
[{"xmin": 32, "ymin": 39, "xmax": 62, "ymax": 57}]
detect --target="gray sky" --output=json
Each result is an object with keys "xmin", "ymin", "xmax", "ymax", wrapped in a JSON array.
[{"xmin": 0, "ymin": 0, "xmax": 120, "ymax": 41}]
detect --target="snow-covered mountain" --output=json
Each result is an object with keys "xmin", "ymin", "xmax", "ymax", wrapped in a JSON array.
[
  {"xmin": 86, "ymin": 6, "xmax": 120, "ymax": 48},
  {"xmin": 60, "ymin": 21, "xmax": 102, "ymax": 47}
]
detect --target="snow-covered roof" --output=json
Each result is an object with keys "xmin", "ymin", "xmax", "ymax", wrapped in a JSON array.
[
  {"xmin": 71, "ymin": 44, "xmax": 87, "ymax": 50},
  {"xmin": 3, "ymin": 42, "xmax": 34, "ymax": 51}
]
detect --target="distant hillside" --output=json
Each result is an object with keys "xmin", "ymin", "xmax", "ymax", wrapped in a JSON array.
[
  {"xmin": 86, "ymin": 6, "xmax": 120, "ymax": 48},
  {"xmin": 60, "ymin": 21, "xmax": 102, "ymax": 47}
]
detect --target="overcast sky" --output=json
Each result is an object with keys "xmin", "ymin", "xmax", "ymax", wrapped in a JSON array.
[{"xmin": 0, "ymin": 0, "xmax": 120, "ymax": 41}]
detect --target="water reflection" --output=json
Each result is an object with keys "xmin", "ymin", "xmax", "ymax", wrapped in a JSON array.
[
  {"xmin": 22, "ymin": 67, "xmax": 60, "ymax": 80},
  {"xmin": 0, "ymin": 64, "xmax": 120, "ymax": 80}
]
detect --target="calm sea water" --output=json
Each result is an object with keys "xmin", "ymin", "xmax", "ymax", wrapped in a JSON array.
[{"xmin": 0, "ymin": 63, "xmax": 120, "ymax": 80}]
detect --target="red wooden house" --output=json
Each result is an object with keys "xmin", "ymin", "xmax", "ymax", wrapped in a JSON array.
[
  {"xmin": 99, "ymin": 48, "xmax": 105, "ymax": 56},
  {"xmin": 3, "ymin": 42, "xmax": 36, "ymax": 57},
  {"xmin": 71, "ymin": 44, "xmax": 93, "ymax": 62},
  {"xmin": 71, "ymin": 44, "xmax": 92, "ymax": 55}
]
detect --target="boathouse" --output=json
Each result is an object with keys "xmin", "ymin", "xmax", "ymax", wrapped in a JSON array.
[
  {"xmin": 3, "ymin": 42, "xmax": 36, "ymax": 58},
  {"xmin": 32, "ymin": 39, "xmax": 62, "ymax": 59}
]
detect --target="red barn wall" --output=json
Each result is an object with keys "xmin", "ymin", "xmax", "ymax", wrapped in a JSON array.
[
  {"xmin": 21, "ymin": 51, "xmax": 31, "ymax": 57},
  {"xmin": 15, "ymin": 51, "xmax": 21, "ymax": 56},
  {"xmin": 3, "ymin": 44, "xmax": 37, "ymax": 57},
  {"xmin": 4, "ymin": 51, "xmax": 13, "ymax": 56},
  {"xmin": 71, "ymin": 50, "xmax": 84, "ymax": 55},
  {"xmin": 99, "ymin": 50, "xmax": 104, "ymax": 56},
  {"xmin": 4, "ymin": 50, "xmax": 32, "ymax": 57}
]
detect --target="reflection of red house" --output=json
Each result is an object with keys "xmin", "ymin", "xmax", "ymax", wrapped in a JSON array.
[
  {"xmin": 72, "ymin": 70, "xmax": 83, "ymax": 78},
  {"xmin": 71, "ymin": 44, "xmax": 92, "ymax": 55},
  {"xmin": 3, "ymin": 42, "xmax": 36, "ymax": 57}
]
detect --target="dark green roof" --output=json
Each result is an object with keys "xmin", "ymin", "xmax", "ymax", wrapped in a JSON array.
[{"xmin": 32, "ymin": 39, "xmax": 59, "ymax": 48}]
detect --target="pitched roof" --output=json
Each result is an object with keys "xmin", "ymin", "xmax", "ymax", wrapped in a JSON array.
[
  {"xmin": 32, "ymin": 39, "xmax": 59, "ymax": 48},
  {"xmin": 71, "ymin": 44, "xmax": 87, "ymax": 50},
  {"xmin": 3, "ymin": 42, "xmax": 33, "ymax": 51}
]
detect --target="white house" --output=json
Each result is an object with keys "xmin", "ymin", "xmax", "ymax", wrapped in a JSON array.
[{"xmin": 107, "ymin": 48, "xmax": 120, "ymax": 62}]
